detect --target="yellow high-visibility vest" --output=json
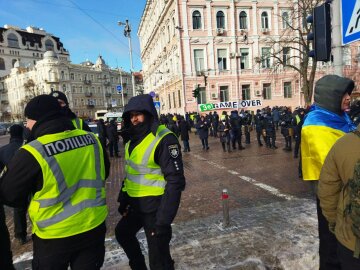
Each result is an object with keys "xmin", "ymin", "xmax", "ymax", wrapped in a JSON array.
[
  {"xmin": 123, "ymin": 125, "xmax": 172, "ymax": 197},
  {"xmin": 23, "ymin": 129, "xmax": 108, "ymax": 239},
  {"xmin": 72, "ymin": 118, "xmax": 83, "ymax": 130}
]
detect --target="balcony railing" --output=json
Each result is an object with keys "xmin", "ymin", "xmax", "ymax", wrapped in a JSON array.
[
  {"xmin": 85, "ymin": 92, "xmax": 92, "ymax": 97},
  {"xmin": 105, "ymin": 93, "xmax": 111, "ymax": 97},
  {"xmin": 104, "ymin": 81, "xmax": 111, "ymax": 86},
  {"xmin": 83, "ymin": 80, "xmax": 92, "ymax": 85}
]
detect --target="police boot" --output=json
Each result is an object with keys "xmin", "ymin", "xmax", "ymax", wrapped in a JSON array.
[
  {"xmin": 227, "ymin": 144, "xmax": 231, "ymax": 152},
  {"xmin": 222, "ymin": 143, "xmax": 226, "ymax": 152}
]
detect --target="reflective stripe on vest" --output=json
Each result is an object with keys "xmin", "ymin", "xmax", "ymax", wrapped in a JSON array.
[
  {"xmin": 26, "ymin": 132, "xmax": 105, "ymax": 229},
  {"xmin": 124, "ymin": 126, "xmax": 171, "ymax": 195},
  {"xmin": 295, "ymin": 115, "xmax": 301, "ymax": 125},
  {"xmin": 72, "ymin": 118, "xmax": 83, "ymax": 129}
]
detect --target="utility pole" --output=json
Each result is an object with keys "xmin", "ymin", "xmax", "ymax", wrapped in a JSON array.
[
  {"xmin": 118, "ymin": 68, "xmax": 125, "ymax": 110},
  {"xmin": 118, "ymin": 20, "xmax": 137, "ymax": 97},
  {"xmin": 332, "ymin": 0, "xmax": 343, "ymax": 76}
]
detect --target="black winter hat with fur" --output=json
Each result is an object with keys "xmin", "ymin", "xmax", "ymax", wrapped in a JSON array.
[{"xmin": 24, "ymin": 95, "xmax": 62, "ymax": 121}]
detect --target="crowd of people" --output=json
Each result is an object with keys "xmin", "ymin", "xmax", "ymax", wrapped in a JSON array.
[{"xmin": 3, "ymin": 73, "xmax": 360, "ymax": 269}]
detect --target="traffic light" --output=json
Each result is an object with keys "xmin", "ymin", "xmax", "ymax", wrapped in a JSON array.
[
  {"xmin": 307, "ymin": 3, "xmax": 331, "ymax": 62},
  {"xmin": 192, "ymin": 84, "xmax": 201, "ymax": 99}
]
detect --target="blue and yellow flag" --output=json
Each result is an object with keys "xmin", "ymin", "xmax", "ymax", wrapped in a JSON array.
[{"xmin": 301, "ymin": 105, "xmax": 356, "ymax": 181}]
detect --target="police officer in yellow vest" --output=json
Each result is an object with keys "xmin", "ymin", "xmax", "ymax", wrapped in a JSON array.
[
  {"xmin": 115, "ymin": 94, "xmax": 186, "ymax": 270},
  {"xmin": 50, "ymin": 90, "xmax": 92, "ymax": 131},
  {"xmin": 0, "ymin": 95, "xmax": 110, "ymax": 270}
]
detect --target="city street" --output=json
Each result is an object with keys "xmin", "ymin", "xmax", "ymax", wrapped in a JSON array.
[{"xmin": 1, "ymin": 130, "xmax": 319, "ymax": 270}]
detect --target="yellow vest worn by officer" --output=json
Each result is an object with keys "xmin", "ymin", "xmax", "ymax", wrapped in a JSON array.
[
  {"xmin": 72, "ymin": 118, "xmax": 84, "ymax": 130},
  {"xmin": 23, "ymin": 129, "xmax": 108, "ymax": 239},
  {"xmin": 123, "ymin": 125, "xmax": 172, "ymax": 197}
]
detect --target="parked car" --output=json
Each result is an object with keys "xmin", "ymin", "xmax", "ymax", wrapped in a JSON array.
[{"xmin": 0, "ymin": 124, "xmax": 7, "ymax": 135}]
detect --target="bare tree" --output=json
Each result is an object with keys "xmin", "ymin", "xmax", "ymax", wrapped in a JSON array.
[
  {"xmin": 23, "ymin": 79, "xmax": 39, "ymax": 102},
  {"xmin": 262, "ymin": 0, "xmax": 325, "ymax": 106}
]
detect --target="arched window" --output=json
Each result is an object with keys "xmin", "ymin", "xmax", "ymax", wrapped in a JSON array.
[
  {"xmin": 239, "ymin": 11, "xmax": 247, "ymax": 29},
  {"xmin": 172, "ymin": 17, "xmax": 176, "ymax": 36},
  {"xmin": 45, "ymin": 40, "xmax": 54, "ymax": 51},
  {"xmin": 0, "ymin": 58, "xmax": 5, "ymax": 70},
  {"xmin": 7, "ymin": 33, "xmax": 19, "ymax": 48},
  {"xmin": 12, "ymin": 59, "xmax": 17, "ymax": 67},
  {"xmin": 261, "ymin": 12, "xmax": 269, "ymax": 29},
  {"xmin": 192, "ymin": 10, "xmax": 202, "ymax": 29},
  {"xmin": 282, "ymin": 12, "xmax": 290, "ymax": 29},
  {"xmin": 216, "ymin": 11, "xmax": 225, "ymax": 29}
]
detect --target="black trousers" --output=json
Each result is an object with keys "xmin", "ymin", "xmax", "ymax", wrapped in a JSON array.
[
  {"xmin": 316, "ymin": 197, "xmax": 341, "ymax": 270},
  {"xmin": 337, "ymin": 242, "xmax": 360, "ymax": 269},
  {"xmin": 32, "ymin": 224, "xmax": 106, "ymax": 270},
  {"xmin": 115, "ymin": 210, "xmax": 174, "ymax": 270},
  {"xmin": 0, "ymin": 204, "xmax": 15, "ymax": 270},
  {"xmin": 14, "ymin": 206, "xmax": 27, "ymax": 239},
  {"xmin": 256, "ymin": 131, "xmax": 264, "ymax": 145}
]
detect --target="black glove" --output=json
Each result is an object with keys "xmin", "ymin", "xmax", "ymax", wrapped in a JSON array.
[{"xmin": 117, "ymin": 189, "xmax": 129, "ymax": 216}]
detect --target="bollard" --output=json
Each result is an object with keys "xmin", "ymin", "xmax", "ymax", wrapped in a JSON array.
[{"xmin": 222, "ymin": 188, "xmax": 230, "ymax": 227}]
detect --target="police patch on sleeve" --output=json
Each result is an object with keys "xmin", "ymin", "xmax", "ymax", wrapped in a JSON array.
[{"xmin": 168, "ymin": 144, "xmax": 179, "ymax": 158}]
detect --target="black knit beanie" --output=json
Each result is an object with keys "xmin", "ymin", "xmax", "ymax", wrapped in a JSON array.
[
  {"xmin": 9, "ymin": 124, "xmax": 23, "ymax": 138},
  {"xmin": 24, "ymin": 95, "xmax": 62, "ymax": 121}
]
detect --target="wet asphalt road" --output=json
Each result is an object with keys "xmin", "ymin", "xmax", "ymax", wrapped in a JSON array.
[{"xmin": 1, "ymin": 130, "xmax": 318, "ymax": 269}]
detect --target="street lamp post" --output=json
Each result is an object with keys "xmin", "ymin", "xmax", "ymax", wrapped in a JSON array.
[
  {"xmin": 118, "ymin": 19, "xmax": 136, "ymax": 98},
  {"xmin": 118, "ymin": 68, "xmax": 125, "ymax": 109}
]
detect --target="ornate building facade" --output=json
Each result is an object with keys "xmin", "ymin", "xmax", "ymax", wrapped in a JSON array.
[
  {"xmin": 138, "ymin": 0, "xmax": 360, "ymax": 114},
  {"xmin": 1, "ymin": 52, "xmax": 133, "ymax": 121}
]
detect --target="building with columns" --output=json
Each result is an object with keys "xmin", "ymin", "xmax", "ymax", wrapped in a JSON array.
[
  {"xmin": 138, "ymin": 0, "xmax": 360, "ymax": 114},
  {"xmin": 1, "ymin": 52, "xmax": 134, "ymax": 121}
]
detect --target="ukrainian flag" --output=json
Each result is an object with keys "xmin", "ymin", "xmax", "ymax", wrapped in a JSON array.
[{"xmin": 301, "ymin": 105, "xmax": 356, "ymax": 181}]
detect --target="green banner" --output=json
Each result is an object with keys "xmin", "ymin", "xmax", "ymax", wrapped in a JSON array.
[{"xmin": 199, "ymin": 103, "xmax": 215, "ymax": 112}]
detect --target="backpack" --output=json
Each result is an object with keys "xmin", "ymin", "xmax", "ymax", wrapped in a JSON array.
[{"xmin": 344, "ymin": 130, "xmax": 360, "ymax": 258}]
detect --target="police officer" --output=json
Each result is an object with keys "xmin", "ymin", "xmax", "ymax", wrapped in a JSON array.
[
  {"xmin": 280, "ymin": 107, "xmax": 293, "ymax": 151},
  {"xmin": 0, "ymin": 95, "xmax": 110, "ymax": 270},
  {"xmin": 50, "ymin": 90, "xmax": 91, "ymax": 131},
  {"xmin": 115, "ymin": 94, "xmax": 186, "ymax": 270}
]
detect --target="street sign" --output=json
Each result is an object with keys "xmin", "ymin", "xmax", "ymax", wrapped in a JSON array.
[
  {"xmin": 153, "ymin": 101, "xmax": 160, "ymax": 109},
  {"xmin": 116, "ymin": 85, "xmax": 122, "ymax": 93},
  {"xmin": 341, "ymin": 0, "xmax": 360, "ymax": 45},
  {"xmin": 149, "ymin": 91, "xmax": 156, "ymax": 98}
]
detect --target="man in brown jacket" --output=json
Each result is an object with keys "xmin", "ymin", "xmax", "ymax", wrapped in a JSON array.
[{"xmin": 319, "ymin": 126, "xmax": 360, "ymax": 269}]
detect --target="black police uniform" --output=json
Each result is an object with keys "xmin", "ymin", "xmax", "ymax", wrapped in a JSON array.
[{"xmin": 115, "ymin": 94, "xmax": 186, "ymax": 270}]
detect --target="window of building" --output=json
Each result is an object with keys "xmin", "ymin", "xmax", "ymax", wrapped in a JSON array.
[
  {"xmin": 168, "ymin": 93, "xmax": 171, "ymax": 109},
  {"xmin": 61, "ymin": 71, "xmax": 65, "ymax": 80},
  {"xmin": 263, "ymin": 83, "xmax": 271, "ymax": 100},
  {"xmin": 220, "ymin": 86, "xmax": 229, "ymax": 102},
  {"xmin": 79, "ymin": 86, "xmax": 83, "ymax": 93},
  {"xmin": 197, "ymin": 86, "xmax": 207, "ymax": 104},
  {"xmin": 45, "ymin": 40, "xmax": 54, "ymax": 51},
  {"xmin": 261, "ymin": 12, "xmax": 269, "ymax": 29},
  {"xmin": 7, "ymin": 33, "xmax": 19, "ymax": 48},
  {"xmin": 240, "ymin": 48, "xmax": 249, "ymax": 69},
  {"xmin": 194, "ymin": 49, "xmax": 204, "ymax": 72},
  {"xmin": 70, "ymin": 73, "xmax": 74, "ymax": 80},
  {"xmin": 216, "ymin": 11, "xmax": 225, "ymax": 29},
  {"xmin": 173, "ymin": 92, "xmax": 176, "ymax": 108},
  {"xmin": 284, "ymin": 82, "xmax": 292, "ymax": 98},
  {"xmin": 242, "ymin": 84, "xmax": 251, "ymax": 100},
  {"xmin": 261, "ymin": 47, "xmax": 271, "ymax": 68},
  {"xmin": 172, "ymin": 17, "xmax": 176, "ymax": 36},
  {"xmin": 192, "ymin": 10, "xmax": 202, "ymax": 29},
  {"xmin": 0, "ymin": 58, "xmax": 5, "ymax": 70},
  {"xmin": 12, "ymin": 59, "xmax": 17, "ymax": 67},
  {"xmin": 178, "ymin": 90, "xmax": 181, "ymax": 108},
  {"xmin": 283, "ymin": 47, "xmax": 290, "ymax": 66},
  {"xmin": 282, "ymin": 11, "xmax": 290, "ymax": 29},
  {"xmin": 217, "ymin": 49, "xmax": 227, "ymax": 71},
  {"xmin": 239, "ymin": 11, "xmax": 247, "ymax": 29}
]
